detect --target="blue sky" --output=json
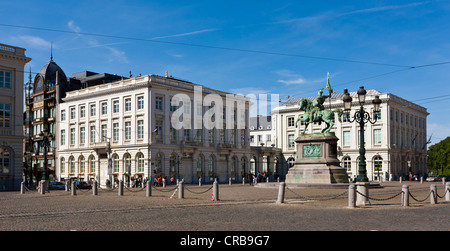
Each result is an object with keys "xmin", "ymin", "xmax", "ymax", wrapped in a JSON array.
[{"xmin": 1, "ymin": 0, "xmax": 450, "ymax": 145}]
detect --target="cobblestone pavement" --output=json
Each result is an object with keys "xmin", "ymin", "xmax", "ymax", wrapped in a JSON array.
[{"xmin": 0, "ymin": 181, "xmax": 448, "ymax": 231}]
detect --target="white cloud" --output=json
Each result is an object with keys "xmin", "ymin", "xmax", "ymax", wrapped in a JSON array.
[
  {"xmin": 151, "ymin": 28, "xmax": 218, "ymax": 40},
  {"xmin": 67, "ymin": 20, "xmax": 81, "ymax": 33},
  {"xmin": 13, "ymin": 35, "xmax": 51, "ymax": 49},
  {"xmin": 275, "ymin": 70, "xmax": 325, "ymax": 85}
]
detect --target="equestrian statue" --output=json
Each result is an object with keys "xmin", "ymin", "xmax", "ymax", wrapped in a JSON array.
[{"xmin": 295, "ymin": 73, "xmax": 343, "ymax": 134}]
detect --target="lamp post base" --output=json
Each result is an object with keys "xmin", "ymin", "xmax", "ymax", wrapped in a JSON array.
[{"xmin": 356, "ymin": 182, "xmax": 370, "ymax": 206}]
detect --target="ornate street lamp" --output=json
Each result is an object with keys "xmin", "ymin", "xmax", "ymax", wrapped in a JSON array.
[
  {"xmin": 39, "ymin": 128, "xmax": 53, "ymax": 181},
  {"xmin": 342, "ymin": 87, "xmax": 382, "ymax": 182}
]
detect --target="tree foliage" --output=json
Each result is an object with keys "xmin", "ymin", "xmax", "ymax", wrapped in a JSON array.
[{"xmin": 427, "ymin": 137, "xmax": 450, "ymax": 175}]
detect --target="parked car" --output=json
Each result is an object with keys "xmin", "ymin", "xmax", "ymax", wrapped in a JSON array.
[
  {"xmin": 426, "ymin": 175, "xmax": 439, "ymax": 182},
  {"xmin": 49, "ymin": 181, "xmax": 66, "ymax": 190},
  {"xmin": 436, "ymin": 175, "xmax": 449, "ymax": 182},
  {"xmin": 76, "ymin": 181, "xmax": 92, "ymax": 189}
]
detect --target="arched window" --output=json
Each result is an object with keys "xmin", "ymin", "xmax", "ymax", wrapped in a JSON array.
[
  {"xmin": 196, "ymin": 154, "xmax": 204, "ymax": 174},
  {"xmin": 69, "ymin": 156, "xmax": 75, "ymax": 173},
  {"xmin": 169, "ymin": 153, "xmax": 178, "ymax": 178},
  {"xmin": 112, "ymin": 154, "xmax": 119, "ymax": 173},
  {"xmin": 136, "ymin": 152, "xmax": 144, "ymax": 173},
  {"xmin": 374, "ymin": 156, "xmax": 383, "ymax": 179},
  {"xmin": 88, "ymin": 155, "xmax": 95, "ymax": 173},
  {"xmin": 79, "ymin": 155, "xmax": 85, "ymax": 174},
  {"xmin": 60, "ymin": 157, "xmax": 65, "ymax": 174},
  {"xmin": 155, "ymin": 153, "xmax": 163, "ymax": 173},
  {"xmin": 342, "ymin": 156, "xmax": 351, "ymax": 172},
  {"xmin": 231, "ymin": 156, "xmax": 238, "ymax": 180},
  {"xmin": 123, "ymin": 153, "xmax": 131, "ymax": 174},
  {"xmin": 0, "ymin": 147, "xmax": 10, "ymax": 174},
  {"xmin": 209, "ymin": 155, "xmax": 216, "ymax": 180}
]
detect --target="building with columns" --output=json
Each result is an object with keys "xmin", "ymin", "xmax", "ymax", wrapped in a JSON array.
[
  {"xmin": 271, "ymin": 89, "xmax": 429, "ymax": 181},
  {"xmin": 0, "ymin": 43, "xmax": 31, "ymax": 191},
  {"xmin": 56, "ymin": 74, "xmax": 253, "ymax": 186}
]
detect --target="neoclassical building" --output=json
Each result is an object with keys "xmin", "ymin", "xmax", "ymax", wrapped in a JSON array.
[
  {"xmin": 271, "ymin": 89, "xmax": 429, "ymax": 181},
  {"xmin": 56, "ymin": 74, "xmax": 252, "ymax": 186},
  {"xmin": 0, "ymin": 43, "xmax": 31, "ymax": 191}
]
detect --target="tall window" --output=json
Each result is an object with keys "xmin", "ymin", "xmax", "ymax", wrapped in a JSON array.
[
  {"xmin": 113, "ymin": 154, "xmax": 119, "ymax": 173},
  {"xmin": 89, "ymin": 155, "xmax": 95, "ymax": 173},
  {"xmin": 124, "ymin": 154, "xmax": 131, "ymax": 174},
  {"xmin": 342, "ymin": 156, "xmax": 351, "ymax": 172},
  {"xmin": 70, "ymin": 108, "xmax": 76, "ymax": 119},
  {"xmin": 80, "ymin": 127, "xmax": 85, "ymax": 144},
  {"xmin": 80, "ymin": 106, "xmax": 86, "ymax": 118},
  {"xmin": 287, "ymin": 117, "xmax": 295, "ymax": 127},
  {"xmin": 343, "ymin": 131, "xmax": 351, "ymax": 146},
  {"xmin": 101, "ymin": 124, "xmax": 107, "ymax": 142},
  {"xmin": 137, "ymin": 153, "xmax": 144, "ymax": 173},
  {"xmin": 60, "ymin": 157, "xmax": 65, "ymax": 174},
  {"xmin": 374, "ymin": 156, "xmax": 383, "ymax": 173},
  {"xmin": 70, "ymin": 128, "xmax": 75, "ymax": 145},
  {"xmin": 79, "ymin": 156, "xmax": 85, "ymax": 174},
  {"xmin": 101, "ymin": 102, "xmax": 107, "ymax": 115},
  {"xmin": 137, "ymin": 120, "xmax": 144, "ymax": 139},
  {"xmin": 288, "ymin": 134, "xmax": 295, "ymax": 149},
  {"xmin": 155, "ymin": 96, "xmax": 163, "ymax": 110},
  {"xmin": 61, "ymin": 130, "xmax": 66, "ymax": 146},
  {"xmin": 125, "ymin": 121, "xmax": 131, "ymax": 140},
  {"xmin": 125, "ymin": 98, "xmax": 131, "ymax": 112},
  {"xmin": 113, "ymin": 100, "xmax": 119, "ymax": 113},
  {"xmin": 0, "ymin": 71, "xmax": 11, "ymax": 88},
  {"xmin": 155, "ymin": 120, "xmax": 163, "ymax": 139},
  {"xmin": 0, "ymin": 147, "xmax": 10, "ymax": 174},
  {"xmin": 90, "ymin": 104, "xmax": 96, "ymax": 117},
  {"xmin": 61, "ymin": 110, "xmax": 66, "ymax": 121},
  {"xmin": 137, "ymin": 96, "xmax": 144, "ymax": 110},
  {"xmin": 373, "ymin": 129, "xmax": 382, "ymax": 145},
  {"xmin": 90, "ymin": 126, "xmax": 96, "ymax": 143},
  {"xmin": 113, "ymin": 123, "xmax": 119, "ymax": 142},
  {"xmin": 0, "ymin": 103, "xmax": 11, "ymax": 128}
]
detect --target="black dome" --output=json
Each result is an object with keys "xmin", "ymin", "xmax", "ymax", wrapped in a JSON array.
[{"xmin": 37, "ymin": 59, "xmax": 68, "ymax": 86}]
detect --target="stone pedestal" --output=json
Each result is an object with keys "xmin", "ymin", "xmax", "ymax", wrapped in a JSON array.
[{"xmin": 285, "ymin": 133, "xmax": 349, "ymax": 184}]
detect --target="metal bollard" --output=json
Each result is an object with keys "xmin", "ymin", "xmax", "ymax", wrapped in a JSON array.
[
  {"xmin": 430, "ymin": 184, "xmax": 437, "ymax": 204},
  {"xmin": 348, "ymin": 183, "xmax": 356, "ymax": 208},
  {"xmin": 402, "ymin": 185, "xmax": 409, "ymax": 207},
  {"xmin": 276, "ymin": 182, "xmax": 286, "ymax": 204},
  {"xmin": 163, "ymin": 178, "xmax": 166, "ymax": 188},
  {"xmin": 229, "ymin": 177, "xmax": 232, "ymax": 186},
  {"xmin": 199, "ymin": 177, "xmax": 202, "ymax": 187},
  {"xmin": 65, "ymin": 180, "xmax": 70, "ymax": 191},
  {"xmin": 40, "ymin": 181, "xmax": 45, "ymax": 195},
  {"xmin": 118, "ymin": 180, "xmax": 124, "ymax": 196},
  {"xmin": 93, "ymin": 180, "xmax": 98, "ymax": 196},
  {"xmin": 399, "ymin": 176, "xmax": 402, "ymax": 183},
  {"xmin": 71, "ymin": 181, "xmax": 77, "ymax": 196},
  {"xmin": 20, "ymin": 181, "xmax": 25, "ymax": 194},
  {"xmin": 420, "ymin": 176, "xmax": 423, "ymax": 184},
  {"xmin": 146, "ymin": 180, "xmax": 152, "ymax": 197},
  {"xmin": 213, "ymin": 179, "xmax": 219, "ymax": 201},
  {"xmin": 445, "ymin": 182, "xmax": 450, "ymax": 202},
  {"xmin": 178, "ymin": 180, "xmax": 184, "ymax": 199}
]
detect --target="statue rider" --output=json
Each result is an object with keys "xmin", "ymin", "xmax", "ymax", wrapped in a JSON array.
[{"xmin": 309, "ymin": 88, "xmax": 332, "ymax": 123}]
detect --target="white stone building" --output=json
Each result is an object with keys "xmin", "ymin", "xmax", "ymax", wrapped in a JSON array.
[
  {"xmin": 56, "ymin": 74, "xmax": 252, "ymax": 186},
  {"xmin": 0, "ymin": 43, "xmax": 31, "ymax": 190},
  {"xmin": 271, "ymin": 89, "xmax": 429, "ymax": 181}
]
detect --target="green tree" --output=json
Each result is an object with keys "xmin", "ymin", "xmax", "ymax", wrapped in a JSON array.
[{"xmin": 427, "ymin": 137, "xmax": 450, "ymax": 175}]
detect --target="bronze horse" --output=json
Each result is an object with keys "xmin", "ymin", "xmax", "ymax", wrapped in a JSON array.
[{"xmin": 295, "ymin": 99, "xmax": 343, "ymax": 134}]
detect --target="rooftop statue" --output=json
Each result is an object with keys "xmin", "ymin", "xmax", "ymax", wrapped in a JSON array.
[{"xmin": 295, "ymin": 73, "xmax": 343, "ymax": 134}]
